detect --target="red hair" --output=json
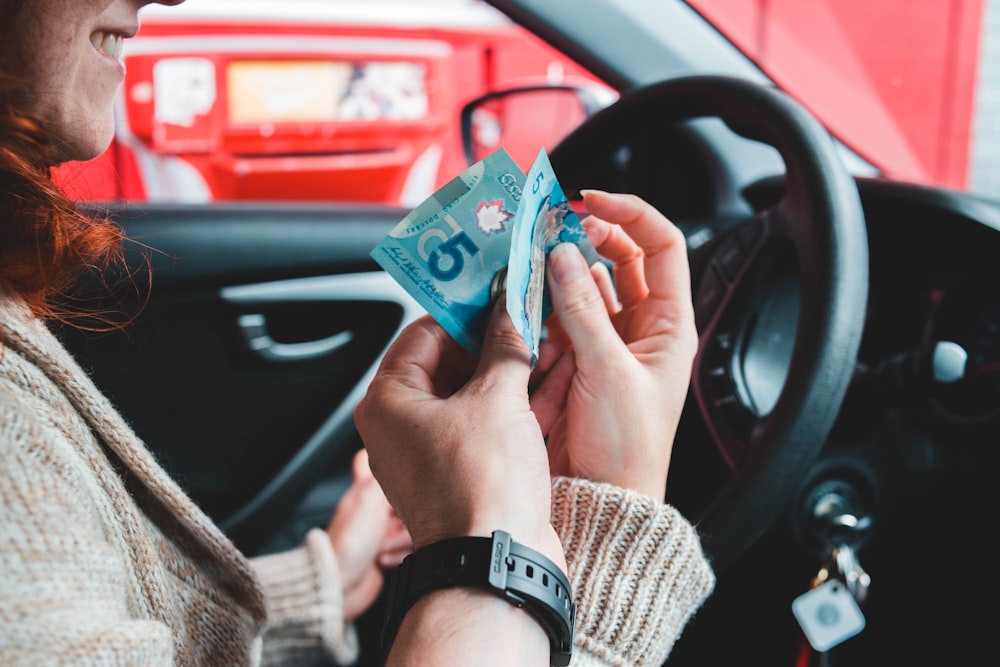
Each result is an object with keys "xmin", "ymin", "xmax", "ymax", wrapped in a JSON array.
[{"xmin": 0, "ymin": 70, "xmax": 142, "ymax": 330}]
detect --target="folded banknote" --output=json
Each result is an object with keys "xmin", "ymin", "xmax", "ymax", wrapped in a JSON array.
[{"xmin": 370, "ymin": 148, "xmax": 587, "ymax": 362}]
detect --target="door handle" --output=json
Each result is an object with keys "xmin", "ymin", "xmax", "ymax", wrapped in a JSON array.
[{"xmin": 237, "ymin": 313, "xmax": 353, "ymax": 362}]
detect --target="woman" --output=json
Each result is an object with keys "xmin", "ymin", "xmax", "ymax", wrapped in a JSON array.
[
  {"xmin": 1, "ymin": 1, "xmax": 409, "ymax": 665},
  {"xmin": 1, "ymin": 0, "xmax": 714, "ymax": 665}
]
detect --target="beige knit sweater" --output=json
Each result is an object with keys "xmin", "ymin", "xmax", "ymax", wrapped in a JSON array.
[{"xmin": 0, "ymin": 293, "xmax": 714, "ymax": 666}]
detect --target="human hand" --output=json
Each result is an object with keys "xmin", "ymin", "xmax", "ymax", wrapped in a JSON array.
[
  {"xmin": 354, "ymin": 302, "xmax": 565, "ymax": 568},
  {"xmin": 326, "ymin": 449, "xmax": 411, "ymax": 622},
  {"xmin": 532, "ymin": 190, "xmax": 697, "ymax": 499}
]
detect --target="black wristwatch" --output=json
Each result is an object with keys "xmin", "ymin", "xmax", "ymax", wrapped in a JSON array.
[{"xmin": 382, "ymin": 530, "xmax": 576, "ymax": 666}]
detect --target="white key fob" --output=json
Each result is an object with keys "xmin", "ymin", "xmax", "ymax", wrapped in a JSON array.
[{"xmin": 792, "ymin": 579, "xmax": 866, "ymax": 652}]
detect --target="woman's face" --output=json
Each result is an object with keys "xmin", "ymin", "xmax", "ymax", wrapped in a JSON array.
[{"xmin": 1, "ymin": 0, "xmax": 183, "ymax": 165}]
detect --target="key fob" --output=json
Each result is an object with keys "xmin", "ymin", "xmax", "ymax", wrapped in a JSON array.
[{"xmin": 792, "ymin": 579, "xmax": 866, "ymax": 652}]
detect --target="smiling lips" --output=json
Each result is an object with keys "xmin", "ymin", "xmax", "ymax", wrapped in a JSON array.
[{"xmin": 90, "ymin": 31, "xmax": 125, "ymax": 60}]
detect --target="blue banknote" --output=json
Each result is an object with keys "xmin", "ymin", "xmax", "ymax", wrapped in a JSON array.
[
  {"xmin": 371, "ymin": 147, "xmax": 585, "ymax": 361},
  {"xmin": 371, "ymin": 148, "xmax": 526, "ymax": 354},
  {"xmin": 506, "ymin": 149, "xmax": 587, "ymax": 361}
]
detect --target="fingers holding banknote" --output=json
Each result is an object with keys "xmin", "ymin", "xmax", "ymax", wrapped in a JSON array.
[
  {"xmin": 355, "ymin": 305, "xmax": 564, "ymax": 567},
  {"xmin": 539, "ymin": 190, "xmax": 697, "ymax": 499}
]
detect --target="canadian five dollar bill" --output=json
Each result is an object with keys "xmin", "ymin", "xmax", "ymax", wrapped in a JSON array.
[{"xmin": 371, "ymin": 148, "xmax": 587, "ymax": 363}]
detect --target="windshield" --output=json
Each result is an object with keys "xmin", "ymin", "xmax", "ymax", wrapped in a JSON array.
[
  {"xmin": 54, "ymin": 0, "xmax": 997, "ymax": 203},
  {"xmin": 683, "ymin": 0, "xmax": 994, "ymax": 196}
]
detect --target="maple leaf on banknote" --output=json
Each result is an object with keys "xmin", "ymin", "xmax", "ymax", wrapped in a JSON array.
[{"xmin": 474, "ymin": 199, "xmax": 514, "ymax": 235}]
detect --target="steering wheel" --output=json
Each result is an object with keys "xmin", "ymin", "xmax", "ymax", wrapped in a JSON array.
[{"xmin": 549, "ymin": 75, "xmax": 869, "ymax": 569}]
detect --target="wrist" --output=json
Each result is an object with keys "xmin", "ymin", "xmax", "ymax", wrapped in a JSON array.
[
  {"xmin": 383, "ymin": 530, "xmax": 575, "ymax": 667},
  {"xmin": 389, "ymin": 588, "xmax": 551, "ymax": 666}
]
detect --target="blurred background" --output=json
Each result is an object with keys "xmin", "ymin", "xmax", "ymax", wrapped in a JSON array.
[{"xmin": 55, "ymin": 0, "xmax": 1000, "ymax": 204}]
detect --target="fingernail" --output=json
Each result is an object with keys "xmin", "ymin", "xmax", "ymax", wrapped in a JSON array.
[{"xmin": 548, "ymin": 243, "xmax": 587, "ymax": 284}]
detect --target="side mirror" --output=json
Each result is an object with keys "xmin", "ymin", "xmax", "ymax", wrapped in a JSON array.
[{"xmin": 460, "ymin": 85, "xmax": 611, "ymax": 167}]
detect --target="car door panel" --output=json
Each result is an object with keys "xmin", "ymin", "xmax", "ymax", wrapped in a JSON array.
[{"xmin": 57, "ymin": 202, "xmax": 420, "ymax": 555}]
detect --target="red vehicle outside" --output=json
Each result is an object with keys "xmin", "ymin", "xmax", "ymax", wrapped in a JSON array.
[
  {"xmin": 53, "ymin": 0, "xmax": 606, "ymax": 206},
  {"xmin": 686, "ymin": 0, "xmax": 984, "ymax": 190},
  {"xmin": 54, "ymin": 0, "xmax": 987, "ymax": 203}
]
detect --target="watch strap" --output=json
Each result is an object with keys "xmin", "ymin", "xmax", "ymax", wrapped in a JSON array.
[{"xmin": 382, "ymin": 530, "xmax": 575, "ymax": 666}]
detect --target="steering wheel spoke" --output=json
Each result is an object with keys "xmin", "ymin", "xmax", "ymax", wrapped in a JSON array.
[
  {"xmin": 693, "ymin": 211, "xmax": 775, "ymax": 331},
  {"xmin": 692, "ymin": 328, "xmax": 759, "ymax": 469},
  {"xmin": 690, "ymin": 212, "xmax": 776, "ymax": 468}
]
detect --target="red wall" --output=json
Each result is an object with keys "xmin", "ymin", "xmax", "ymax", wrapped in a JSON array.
[
  {"xmin": 687, "ymin": 0, "xmax": 984, "ymax": 189},
  {"xmin": 54, "ymin": 18, "xmax": 601, "ymax": 204}
]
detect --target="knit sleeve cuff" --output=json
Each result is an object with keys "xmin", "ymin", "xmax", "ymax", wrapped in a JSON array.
[
  {"xmin": 250, "ymin": 528, "xmax": 359, "ymax": 666},
  {"xmin": 550, "ymin": 477, "xmax": 715, "ymax": 666}
]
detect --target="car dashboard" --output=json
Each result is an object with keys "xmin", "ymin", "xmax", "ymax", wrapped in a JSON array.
[{"xmin": 668, "ymin": 173, "xmax": 1000, "ymax": 665}]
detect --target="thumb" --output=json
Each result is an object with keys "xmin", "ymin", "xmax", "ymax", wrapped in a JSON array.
[
  {"xmin": 352, "ymin": 448, "xmax": 375, "ymax": 482},
  {"xmin": 470, "ymin": 297, "xmax": 534, "ymax": 394},
  {"xmin": 546, "ymin": 243, "xmax": 624, "ymax": 356}
]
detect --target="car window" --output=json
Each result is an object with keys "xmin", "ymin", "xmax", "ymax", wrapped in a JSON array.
[
  {"xmin": 54, "ymin": 0, "xmax": 998, "ymax": 203},
  {"xmin": 684, "ymin": 0, "xmax": 996, "ymax": 197},
  {"xmin": 53, "ymin": 0, "xmax": 609, "ymax": 207}
]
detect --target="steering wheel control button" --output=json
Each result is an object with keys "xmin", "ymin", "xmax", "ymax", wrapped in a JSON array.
[
  {"xmin": 736, "ymin": 217, "xmax": 764, "ymax": 251},
  {"xmin": 716, "ymin": 236, "xmax": 746, "ymax": 282},
  {"xmin": 708, "ymin": 366, "xmax": 732, "ymax": 394},
  {"xmin": 714, "ymin": 331, "xmax": 734, "ymax": 356},
  {"xmin": 792, "ymin": 579, "xmax": 866, "ymax": 652},
  {"xmin": 712, "ymin": 393, "xmax": 755, "ymax": 442},
  {"xmin": 695, "ymin": 268, "xmax": 726, "ymax": 327}
]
